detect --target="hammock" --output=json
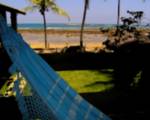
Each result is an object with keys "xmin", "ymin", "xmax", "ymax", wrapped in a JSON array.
[{"xmin": 0, "ymin": 16, "xmax": 111, "ymax": 120}]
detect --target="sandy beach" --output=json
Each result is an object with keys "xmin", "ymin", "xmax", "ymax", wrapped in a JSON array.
[{"xmin": 18, "ymin": 29, "xmax": 108, "ymax": 52}]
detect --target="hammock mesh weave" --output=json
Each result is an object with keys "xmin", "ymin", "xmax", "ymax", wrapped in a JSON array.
[{"xmin": 0, "ymin": 16, "xmax": 111, "ymax": 120}]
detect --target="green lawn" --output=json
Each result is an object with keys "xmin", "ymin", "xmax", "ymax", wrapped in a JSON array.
[
  {"xmin": 57, "ymin": 69, "xmax": 113, "ymax": 93},
  {"xmin": 0, "ymin": 81, "xmax": 8, "ymax": 96},
  {"xmin": 0, "ymin": 69, "xmax": 114, "ymax": 95}
]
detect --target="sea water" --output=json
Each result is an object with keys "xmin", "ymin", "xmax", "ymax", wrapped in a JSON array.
[
  {"xmin": 17, "ymin": 23, "xmax": 116, "ymax": 30},
  {"xmin": 17, "ymin": 23, "xmax": 150, "ymax": 30}
]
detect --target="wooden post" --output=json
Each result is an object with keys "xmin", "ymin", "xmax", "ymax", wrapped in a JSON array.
[
  {"xmin": 0, "ymin": 9, "xmax": 7, "ymax": 22},
  {"xmin": 0, "ymin": 9, "xmax": 6, "ymax": 46},
  {"xmin": 11, "ymin": 12, "xmax": 17, "ymax": 31}
]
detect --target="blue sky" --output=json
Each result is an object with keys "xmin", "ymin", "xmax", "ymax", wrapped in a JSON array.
[{"xmin": 0, "ymin": 0, "xmax": 150, "ymax": 24}]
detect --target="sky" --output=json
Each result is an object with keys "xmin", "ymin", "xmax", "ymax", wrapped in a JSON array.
[{"xmin": 0, "ymin": 0, "xmax": 150, "ymax": 24}]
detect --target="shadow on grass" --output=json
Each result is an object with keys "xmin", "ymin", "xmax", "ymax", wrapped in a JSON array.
[
  {"xmin": 81, "ymin": 87, "xmax": 149, "ymax": 120},
  {"xmin": 1, "ymin": 43, "xmax": 150, "ymax": 119}
]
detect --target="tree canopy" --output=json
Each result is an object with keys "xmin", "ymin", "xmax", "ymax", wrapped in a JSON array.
[{"xmin": 25, "ymin": 0, "xmax": 69, "ymax": 20}]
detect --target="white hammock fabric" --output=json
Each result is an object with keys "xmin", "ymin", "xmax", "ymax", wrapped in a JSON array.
[{"xmin": 0, "ymin": 16, "xmax": 111, "ymax": 120}]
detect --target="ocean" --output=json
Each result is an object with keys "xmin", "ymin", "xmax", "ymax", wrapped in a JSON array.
[
  {"xmin": 17, "ymin": 23, "xmax": 116, "ymax": 30},
  {"xmin": 17, "ymin": 23, "xmax": 150, "ymax": 50}
]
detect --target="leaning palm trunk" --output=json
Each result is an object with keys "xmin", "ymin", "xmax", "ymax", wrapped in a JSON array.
[
  {"xmin": 116, "ymin": 0, "xmax": 121, "ymax": 35},
  {"xmin": 42, "ymin": 12, "xmax": 48, "ymax": 49},
  {"xmin": 80, "ymin": 0, "xmax": 89, "ymax": 49}
]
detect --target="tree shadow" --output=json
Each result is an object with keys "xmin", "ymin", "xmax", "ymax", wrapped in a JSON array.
[
  {"xmin": 81, "ymin": 85, "xmax": 149, "ymax": 120},
  {"xmin": 80, "ymin": 43, "xmax": 150, "ymax": 119}
]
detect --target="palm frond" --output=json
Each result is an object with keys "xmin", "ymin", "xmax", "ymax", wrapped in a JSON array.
[
  {"xmin": 47, "ymin": 1, "xmax": 70, "ymax": 20},
  {"xmin": 28, "ymin": 0, "xmax": 42, "ymax": 5},
  {"xmin": 23, "ymin": 5, "xmax": 39, "ymax": 12},
  {"xmin": 25, "ymin": 0, "xmax": 70, "ymax": 20}
]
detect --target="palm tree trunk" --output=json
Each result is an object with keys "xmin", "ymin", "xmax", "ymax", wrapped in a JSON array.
[
  {"xmin": 42, "ymin": 12, "xmax": 47, "ymax": 49},
  {"xmin": 116, "ymin": 0, "xmax": 121, "ymax": 34},
  {"xmin": 80, "ymin": 0, "xmax": 88, "ymax": 49}
]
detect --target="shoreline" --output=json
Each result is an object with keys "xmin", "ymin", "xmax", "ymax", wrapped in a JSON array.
[
  {"xmin": 18, "ymin": 29, "xmax": 107, "ymax": 52},
  {"xmin": 18, "ymin": 29, "xmax": 103, "ymax": 34},
  {"xmin": 18, "ymin": 28, "xmax": 150, "ymax": 53}
]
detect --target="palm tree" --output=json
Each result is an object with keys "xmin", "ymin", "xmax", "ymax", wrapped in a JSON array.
[
  {"xmin": 116, "ymin": 0, "xmax": 121, "ymax": 35},
  {"xmin": 25, "ymin": 0, "xmax": 69, "ymax": 49},
  {"xmin": 80, "ymin": 0, "xmax": 89, "ymax": 49}
]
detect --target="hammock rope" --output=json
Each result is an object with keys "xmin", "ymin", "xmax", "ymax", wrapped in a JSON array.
[{"xmin": 0, "ymin": 16, "xmax": 111, "ymax": 120}]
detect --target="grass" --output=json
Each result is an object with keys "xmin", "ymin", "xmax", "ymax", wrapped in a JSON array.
[
  {"xmin": 57, "ymin": 69, "xmax": 113, "ymax": 93},
  {"xmin": 0, "ymin": 81, "xmax": 8, "ymax": 96},
  {"xmin": 0, "ymin": 69, "xmax": 114, "ymax": 95}
]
